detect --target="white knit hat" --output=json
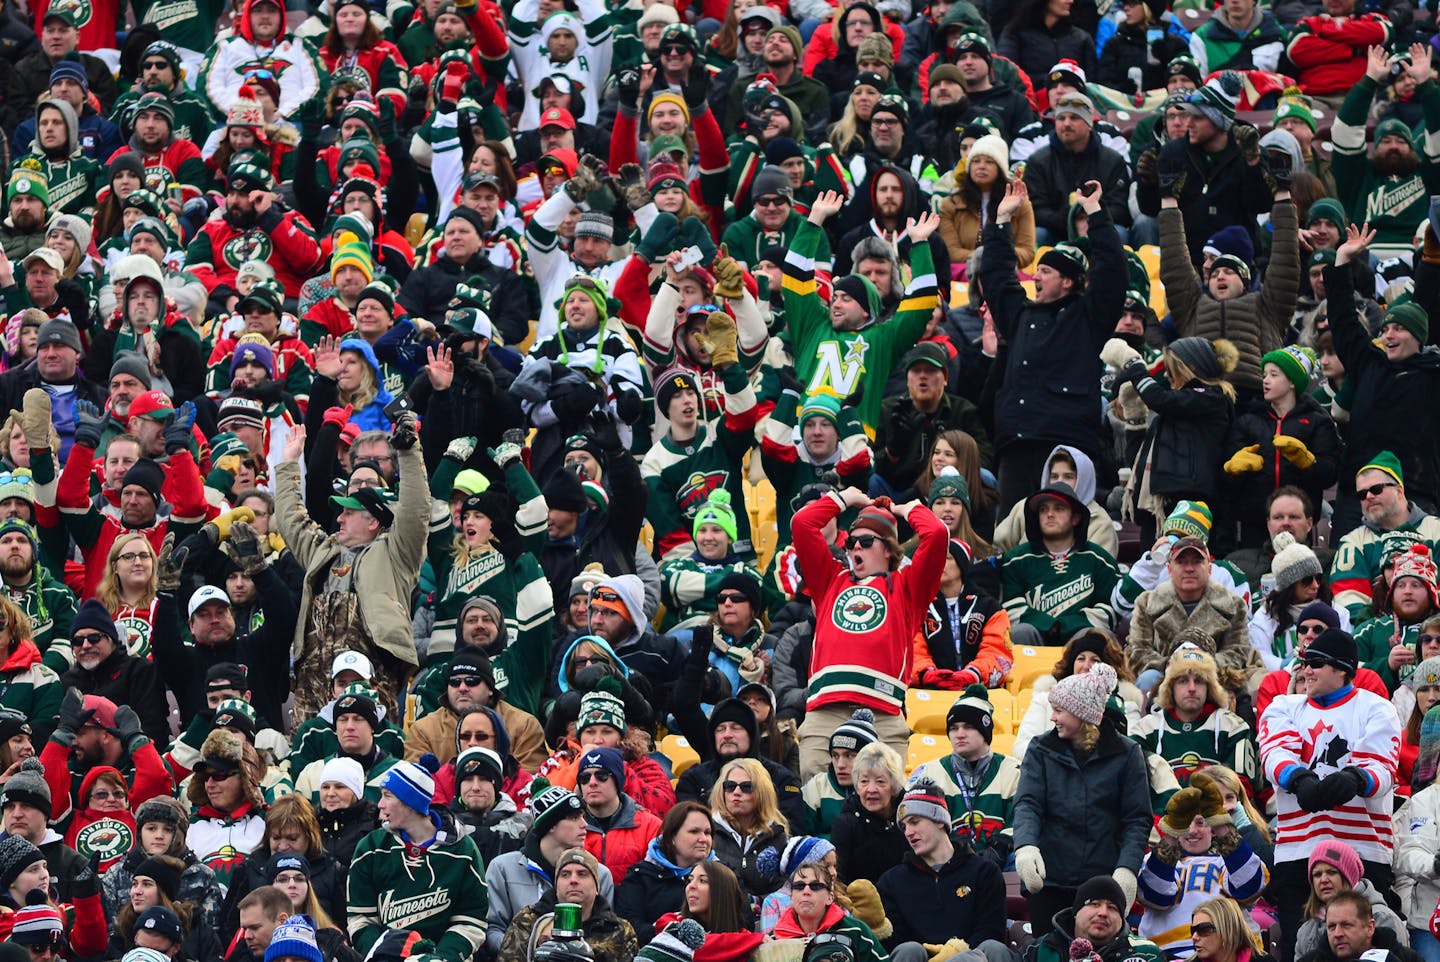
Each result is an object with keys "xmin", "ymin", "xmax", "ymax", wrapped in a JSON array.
[
  {"xmin": 318, "ymin": 757, "xmax": 365, "ymax": 801},
  {"xmin": 966, "ymin": 135, "xmax": 1010, "ymax": 177},
  {"xmin": 1050, "ymin": 662, "xmax": 1117, "ymax": 726},
  {"xmin": 1271, "ymin": 531, "xmax": 1323, "ymax": 594}
]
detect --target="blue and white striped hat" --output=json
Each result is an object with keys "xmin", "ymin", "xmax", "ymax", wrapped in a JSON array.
[{"xmin": 382, "ymin": 755, "xmax": 439, "ymax": 815}]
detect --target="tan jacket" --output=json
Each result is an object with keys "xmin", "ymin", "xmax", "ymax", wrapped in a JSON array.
[
  {"xmin": 405, "ymin": 702, "xmax": 549, "ymax": 773},
  {"xmin": 1126, "ymin": 578, "xmax": 1260, "ymax": 682},
  {"xmin": 938, "ymin": 192, "xmax": 1036, "ymax": 273},
  {"xmin": 274, "ymin": 442, "xmax": 427, "ymax": 666}
]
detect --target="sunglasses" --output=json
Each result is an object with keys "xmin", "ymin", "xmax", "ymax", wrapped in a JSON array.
[
  {"xmin": 686, "ymin": 303, "xmax": 723, "ymax": 316},
  {"xmin": 790, "ymin": 880, "xmax": 828, "ymax": 892},
  {"xmin": 660, "ymin": 43, "xmax": 690, "ymax": 55},
  {"xmin": 1422, "ymin": 634, "xmax": 1440, "ymax": 647},
  {"xmin": 73, "ymin": 632, "xmax": 108, "ymax": 647},
  {"xmin": 753, "ymin": 196, "xmax": 788, "ymax": 208},
  {"xmin": 580, "ymin": 769, "xmax": 613, "ymax": 784},
  {"xmin": 849, "ymin": 534, "xmax": 880, "ymax": 550},
  {"xmin": 590, "ymin": 588, "xmax": 622, "ymax": 603},
  {"xmin": 448, "ymin": 675, "xmax": 488, "ymax": 688},
  {"xmin": 89, "ymin": 789, "xmax": 126, "ymax": 801},
  {"xmin": 572, "ymin": 655, "xmax": 608, "ymax": 668},
  {"xmin": 142, "ymin": 60, "xmax": 170, "ymax": 69},
  {"xmin": 202, "ymin": 769, "xmax": 238, "ymax": 782},
  {"xmin": 0, "ymin": 474, "xmax": 33, "ymax": 486},
  {"xmin": 1190, "ymin": 923, "xmax": 1217, "ymax": 938},
  {"xmin": 717, "ymin": 592, "xmax": 750, "ymax": 605},
  {"xmin": 1295, "ymin": 573, "xmax": 1320, "ymax": 586},
  {"xmin": 722, "ymin": 779, "xmax": 755, "ymax": 794},
  {"xmin": 1300, "ymin": 653, "xmax": 1345, "ymax": 670},
  {"xmin": 1297, "ymin": 623, "xmax": 1327, "ymax": 636},
  {"xmin": 1360, "ymin": 481, "xmax": 1399, "ymax": 499}
]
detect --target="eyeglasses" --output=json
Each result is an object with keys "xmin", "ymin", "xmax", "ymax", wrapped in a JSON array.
[
  {"xmin": 117, "ymin": 551, "xmax": 151, "ymax": 563},
  {"xmin": 89, "ymin": 790, "xmax": 126, "ymax": 801},
  {"xmin": 1297, "ymin": 623, "xmax": 1327, "ymax": 636},
  {"xmin": 754, "ymin": 196, "xmax": 788, "ymax": 208},
  {"xmin": 448, "ymin": 676, "xmax": 488, "ymax": 688},
  {"xmin": 202, "ymin": 770, "xmax": 237, "ymax": 782},
  {"xmin": 722, "ymin": 780, "xmax": 755, "ymax": 794},
  {"xmin": 717, "ymin": 592, "xmax": 749, "ymax": 605},
  {"xmin": 870, "ymin": 117, "xmax": 901, "ymax": 127},
  {"xmin": 790, "ymin": 880, "xmax": 828, "ymax": 892},
  {"xmin": 73, "ymin": 632, "xmax": 108, "ymax": 647},
  {"xmin": 580, "ymin": 769, "xmax": 613, "ymax": 784},
  {"xmin": 849, "ymin": 534, "xmax": 880, "ymax": 550},
  {"xmin": 1190, "ymin": 923, "xmax": 1217, "ymax": 938},
  {"xmin": 1360, "ymin": 481, "xmax": 1399, "ymax": 499}
]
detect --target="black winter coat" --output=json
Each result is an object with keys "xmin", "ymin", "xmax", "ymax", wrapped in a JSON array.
[
  {"xmin": 0, "ymin": 360, "xmax": 104, "ymax": 425},
  {"xmin": 1137, "ymin": 135, "xmax": 1272, "ymax": 269},
  {"xmin": 1225, "ymin": 393, "xmax": 1341, "ymax": 531},
  {"xmin": 61, "ymin": 648, "xmax": 169, "ymax": 746},
  {"xmin": 876, "ymin": 842, "xmax": 1008, "ymax": 947},
  {"xmin": 1023, "ymin": 132, "xmax": 1132, "ymax": 235},
  {"xmin": 615, "ymin": 855, "xmax": 690, "ymax": 946},
  {"xmin": 319, "ymin": 798, "xmax": 379, "ymax": 867},
  {"xmin": 539, "ymin": 446, "xmax": 647, "ymax": 614},
  {"xmin": 830, "ymin": 793, "xmax": 908, "ymax": 885},
  {"xmin": 396, "ymin": 250, "xmax": 528, "ymax": 329},
  {"xmin": 995, "ymin": 20, "xmax": 1094, "ymax": 88},
  {"xmin": 710, "ymin": 815, "xmax": 787, "ymax": 899},
  {"xmin": 219, "ymin": 843, "xmax": 346, "ymax": 941},
  {"xmin": 1327, "ymin": 260, "xmax": 1440, "ymax": 507},
  {"xmin": 981, "ymin": 207, "xmax": 1126, "ymax": 456},
  {"xmin": 1095, "ymin": 23, "xmax": 1189, "ymax": 95},
  {"xmin": 1126, "ymin": 368, "xmax": 1235, "ymax": 503}
]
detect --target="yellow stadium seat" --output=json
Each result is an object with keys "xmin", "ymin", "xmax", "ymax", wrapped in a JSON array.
[
  {"xmin": 660, "ymin": 734, "xmax": 700, "ymax": 778},
  {"xmin": 1007, "ymin": 645, "xmax": 1066, "ymax": 694},
  {"xmin": 1149, "ymin": 279, "xmax": 1167, "ymax": 320},
  {"xmin": 1137, "ymin": 244, "xmax": 1161, "ymax": 281},
  {"xmin": 907, "ymin": 733, "xmax": 949, "ymax": 774},
  {"xmin": 987, "ymin": 687, "xmax": 1015, "ymax": 733},
  {"xmin": 748, "ymin": 480, "xmax": 779, "ymax": 573},
  {"xmin": 991, "ymin": 731, "xmax": 1016, "ymax": 757},
  {"xmin": 907, "ymin": 689, "xmax": 951, "ymax": 735},
  {"xmin": 950, "ymin": 281, "xmax": 969, "ymax": 306},
  {"xmin": 1026, "ymin": 246, "xmax": 1051, "ymax": 274}
]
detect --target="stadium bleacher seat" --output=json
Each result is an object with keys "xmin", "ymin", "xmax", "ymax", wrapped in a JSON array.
[
  {"xmin": 1007, "ymin": 646, "xmax": 1065, "ymax": 694},
  {"xmin": 906, "ymin": 732, "xmax": 948, "ymax": 773},
  {"xmin": 906, "ymin": 688, "xmax": 950, "ymax": 735},
  {"xmin": 659, "ymin": 734, "xmax": 700, "ymax": 777}
]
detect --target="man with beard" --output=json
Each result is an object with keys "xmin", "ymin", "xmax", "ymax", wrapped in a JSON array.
[
  {"xmin": 404, "ymin": 645, "xmax": 546, "ymax": 769},
  {"xmin": 835, "ymin": 165, "xmax": 950, "ymax": 281},
  {"xmin": 87, "ymin": 353, "xmax": 152, "ymax": 455},
  {"xmin": 0, "ymin": 167, "xmax": 52, "ymax": 260},
  {"xmin": 837, "ymin": 95, "xmax": 939, "ymax": 234},
  {"xmin": 13, "ymin": 60, "xmax": 121, "ymax": 163},
  {"xmin": 0, "ymin": 517, "xmax": 78, "ymax": 682},
  {"xmin": 85, "ymin": 263, "xmax": 206, "ymax": 408},
  {"xmin": 0, "ymin": 319, "xmax": 104, "ymax": 458},
  {"xmin": 60, "ymin": 602, "xmax": 170, "ymax": 745},
  {"xmin": 1021, "ymin": 876, "xmax": 1163, "ymax": 962},
  {"xmin": 1023, "ymin": 93, "xmax": 1132, "ymax": 246},
  {"xmin": 1332, "ymin": 43, "xmax": 1440, "ymax": 261},
  {"xmin": 104, "ymin": 92, "xmax": 212, "ymax": 203},
  {"xmin": 14, "ymin": 95, "xmax": 101, "ymax": 217},
  {"xmin": 187, "ymin": 160, "xmax": 322, "ymax": 304},
  {"xmin": 1331, "ymin": 454, "xmax": 1440, "ymax": 623},
  {"xmin": 873, "ymin": 342, "xmax": 991, "ymax": 496}
]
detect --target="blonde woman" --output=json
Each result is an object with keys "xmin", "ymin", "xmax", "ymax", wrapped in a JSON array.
[
  {"xmin": 311, "ymin": 335, "xmax": 395, "ymax": 431},
  {"xmin": 0, "ymin": 596, "xmax": 59, "ymax": 739},
  {"xmin": 1188, "ymin": 896, "xmax": 1272, "ymax": 962},
  {"xmin": 94, "ymin": 532, "xmax": 159, "ymax": 659},
  {"xmin": 709, "ymin": 757, "xmax": 789, "ymax": 900},
  {"xmin": 828, "ymin": 77, "xmax": 883, "ymax": 160}
]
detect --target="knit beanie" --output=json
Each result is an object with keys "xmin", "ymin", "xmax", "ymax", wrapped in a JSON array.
[
  {"xmin": 562, "ymin": 273, "xmax": 609, "ymax": 320},
  {"xmin": 1296, "ymin": 601, "xmax": 1341, "ymax": 633},
  {"xmin": 832, "ymin": 273, "xmax": 881, "ymax": 319},
  {"xmin": 1263, "ymin": 346, "xmax": 1317, "ymax": 395},
  {"xmin": 944, "ymin": 684, "xmax": 994, "ymax": 743},
  {"xmin": 1416, "ymin": 704, "xmax": 1440, "ymax": 792},
  {"xmin": 380, "ymin": 755, "xmax": 439, "ymax": 817},
  {"xmin": 555, "ymin": 847, "xmax": 602, "ymax": 885},
  {"xmin": 576, "ymin": 746, "xmax": 626, "ymax": 790},
  {"xmin": 529, "ymin": 778, "xmax": 583, "ymax": 838},
  {"xmin": 134, "ymin": 856, "xmax": 182, "ymax": 899},
  {"xmin": 751, "ymin": 165, "xmax": 793, "ymax": 202},
  {"xmin": 319, "ymin": 757, "xmax": 366, "ymax": 801},
  {"xmin": 120, "ymin": 459, "xmax": 166, "ymax": 504},
  {"xmin": 266, "ymin": 915, "xmax": 324, "ymax": 962},
  {"xmin": 692, "ymin": 489, "xmax": 738, "ymax": 542},
  {"xmin": 647, "ymin": 91, "xmax": 691, "ymax": 127},
  {"xmin": 1413, "ymin": 657, "xmax": 1440, "ymax": 690},
  {"xmin": 717, "ymin": 571, "xmax": 762, "ymax": 611},
  {"xmin": 455, "ymin": 746, "xmax": 504, "ymax": 786},
  {"xmin": 1386, "ymin": 302, "xmax": 1430, "ymax": 343},
  {"xmin": 849, "ymin": 504, "xmax": 897, "ymax": 541},
  {"xmin": 110, "ymin": 352, "xmax": 153, "ymax": 390},
  {"xmin": 1038, "ymin": 242, "xmax": 1088, "ymax": 281},
  {"xmin": 1050, "ymin": 662, "xmax": 1117, "ymax": 726},
  {"xmin": 779, "ymin": 836, "xmax": 836, "ymax": 876},
  {"xmin": 1360, "ymin": 450, "xmax": 1405, "ymax": 487},
  {"xmin": 798, "ymin": 392, "xmax": 841, "ymax": 428},
  {"xmin": 10, "ymin": 899, "xmax": 64, "ymax": 947},
  {"xmin": 0, "ymin": 516, "xmax": 34, "ymax": 556},
  {"xmin": 928, "ymin": 466, "xmax": 970, "ymax": 509},
  {"xmin": 966, "ymin": 135, "xmax": 1009, "ymax": 175},
  {"xmin": 0, "ymin": 835, "xmax": 43, "ymax": 891},
  {"xmin": 333, "ymin": 683, "xmax": 381, "ymax": 731},
  {"xmin": 1308, "ymin": 197, "xmax": 1348, "ymax": 229},
  {"xmin": 1181, "ymin": 71, "xmax": 1241, "ymax": 131},
  {"xmin": 264, "ymin": 852, "xmax": 311, "ymax": 884},
  {"xmin": 764, "ymin": 24, "xmax": 803, "ymax": 61},
  {"xmin": 1391, "ymin": 544, "xmax": 1439, "ymax": 605},
  {"xmin": 1168, "ymin": 336, "xmax": 1221, "ymax": 379},
  {"xmin": 573, "ymin": 210, "xmax": 614, "ymax": 242},
  {"xmin": 71, "ymin": 598, "xmax": 120, "ymax": 645},
  {"xmin": 829, "ymin": 708, "xmax": 878, "ymax": 753},
  {"xmin": 1271, "ymin": 531, "xmax": 1323, "ymax": 593},
  {"xmin": 1309, "ymin": 841, "xmax": 1363, "ymax": 888},
  {"xmin": 132, "ymin": 908, "xmax": 183, "ymax": 947},
  {"xmin": 1211, "ymin": 253, "xmax": 1252, "ymax": 286},
  {"xmin": 0, "ymin": 758, "xmax": 49, "ymax": 817},
  {"xmin": 1275, "ymin": 91, "xmax": 1316, "ymax": 132},
  {"xmin": 1308, "ymin": 628, "xmax": 1359, "ymax": 672},
  {"xmin": 135, "ymin": 796, "xmax": 188, "ymax": 833},
  {"xmin": 655, "ymin": 369, "xmax": 697, "ymax": 414},
  {"xmin": 895, "ymin": 777, "xmax": 949, "ymax": 825},
  {"xmin": 577, "ymin": 676, "xmax": 627, "ymax": 733},
  {"xmin": 330, "ymin": 231, "xmax": 374, "ymax": 284},
  {"xmin": 1163, "ymin": 500, "xmax": 1213, "ymax": 541},
  {"xmin": 639, "ymin": 919, "xmax": 706, "ymax": 962},
  {"xmin": 7, "ymin": 166, "xmax": 48, "ymax": 208},
  {"xmin": 543, "ymin": 468, "xmax": 588, "ymax": 514},
  {"xmin": 1074, "ymin": 875, "xmax": 1127, "ymax": 913}
]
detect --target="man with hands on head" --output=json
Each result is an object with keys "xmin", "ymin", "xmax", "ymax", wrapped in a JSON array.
[
  {"xmin": 789, "ymin": 485, "xmax": 948, "ymax": 778},
  {"xmin": 983, "ymin": 178, "xmax": 1126, "ymax": 513},
  {"xmin": 39, "ymin": 687, "xmax": 173, "ymax": 822}
]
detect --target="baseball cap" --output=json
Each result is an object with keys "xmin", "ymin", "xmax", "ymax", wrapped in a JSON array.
[
  {"xmin": 331, "ymin": 650, "xmax": 374, "ymax": 680},
  {"xmin": 127, "ymin": 390, "xmax": 175, "ymax": 420},
  {"xmin": 188, "ymin": 584, "xmax": 231, "ymax": 618},
  {"xmin": 22, "ymin": 248, "xmax": 63, "ymax": 274},
  {"xmin": 1171, "ymin": 536, "xmax": 1210, "ymax": 560},
  {"xmin": 539, "ymin": 106, "xmax": 576, "ymax": 130}
]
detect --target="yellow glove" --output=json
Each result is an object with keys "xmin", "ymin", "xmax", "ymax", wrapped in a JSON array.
[
  {"xmin": 212, "ymin": 506, "xmax": 256, "ymax": 541},
  {"xmin": 703, "ymin": 312, "xmax": 740, "ymax": 368},
  {"xmin": 1272, "ymin": 434, "xmax": 1315, "ymax": 469},
  {"xmin": 216, "ymin": 454, "xmax": 243, "ymax": 474},
  {"xmin": 1223, "ymin": 445, "xmax": 1263, "ymax": 475},
  {"xmin": 711, "ymin": 243, "xmax": 745, "ymax": 300},
  {"xmin": 923, "ymin": 939, "xmax": 970, "ymax": 962},
  {"xmin": 846, "ymin": 878, "xmax": 891, "ymax": 940}
]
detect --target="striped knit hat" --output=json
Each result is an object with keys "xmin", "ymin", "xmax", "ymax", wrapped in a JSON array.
[
  {"xmin": 895, "ymin": 778, "xmax": 949, "ymax": 825},
  {"xmin": 577, "ymin": 676, "xmax": 626, "ymax": 733},
  {"xmin": 850, "ymin": 504, "xmax": 897, "ymax": 541},
  {"xmin": 829, "ymin": 708, "xmax": 877, "ymax": 753},
  {"xmin": 945, "ymin": 684, "xmax": 994, "ymax": 743},
  {"xmin": 1181, "ymin": 71, "xmax": 1242, "ymax": 131},
  {"xmin": 639, "ymin": 919, "xmax": 705, "ymax": 962},
  {"xmin": 381, "ymin": 755, "xmax": 439, "ymax": 816},
  {"xmin": 330, "ymin": 231, "xmax": 374, "ymax": 283},
  {"xmin": 9, "ymin": 898, "xmax": 63, "ymax": 946},
  {"xmin": 1262, "ymin": 345, "xmax": 1317, "ymax": 395},
  {"xmin": 1163, "ymin": 501, "xmax": 1212, "ymax": 541}
]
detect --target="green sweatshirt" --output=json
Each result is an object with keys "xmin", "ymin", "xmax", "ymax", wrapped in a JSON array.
[
  {"xmin": 1001, "ymin": 541, "xmax": 1119, "ymax": 640},
  {"xmin": 912, "ymin": 751, "xmax": 1020, "ymax": 856}
]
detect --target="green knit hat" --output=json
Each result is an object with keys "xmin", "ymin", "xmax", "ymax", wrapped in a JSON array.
[
  {"xmin": 576, "ymin": 675, "xmax": 626, "ymax": 733},
  {"xmin": 1262, "ymin": 345, "xmax": 1317, "ymax": 395},
  {"xmin": 1307, "ymin": 197, "xmax": 1348, "ymax": 229},
  {"xmin": 562, "ymin": 274, "xmax": 609, "ymax": 322},
  {"xmin": 798, "ymin": 392, "xmax": 841, "ymax": 427},
  {"xmin": 1360, "ymin": 450, "xmax": 1404, "ymax": 486},
  {"xmin": 337, "ymin": 137, "xmax": 382, "ymax": 175},
  {"xmin": 928, "ymin": 466, "xmax": 970, "ymax": 509},
  {"xmin": 7, "ymin": 165, "xmax": 48, "ymax": 207},
  {"xmin": 0, "ymin": 471, "xmax": 34, "ymax": 508},
  {"xmin": 1375, "ymin": 117, "xmax": 1416, "ymax": 147},
  {"xmin": 692, "ymin": 488, "xmax": 738, "ymax": 542},
  {"xmin": 1125, "ymin": 249, "xmax": 1151, "ymax": 301},
  {"xmin": 1163, "ymin": 500, "xmax": 1213, "ymax": 540},
  {"xmin": 1308, "ymin": 248, "xmax": 1337, "ymax": 269},
  {"xmin": 1275, "ymin": 93, "xmax": 1316, "ymax": 132},
  {"xmin": 333, "ymin": 212, "xmax": 374, "ymax": 245},
  {"xmin": 1385, "ymin": 302, "xmax": 1429, "ymax": 343},
  {"xmin": 0, "ymin": 517, "xmax": 37, "ymax": 552}
]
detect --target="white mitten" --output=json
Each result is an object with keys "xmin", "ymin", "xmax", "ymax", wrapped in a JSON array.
[
  {"xmin": 1100, "ymin": 337, "xmax": 1142, "ymax": 370},
  {"xmin": 1016, "ymin": 845, "xmax": 1046, "ymax": 893},
  {"xmin": 1112, "ymin": 867, "xmax": 1137, "ymax": 909}
]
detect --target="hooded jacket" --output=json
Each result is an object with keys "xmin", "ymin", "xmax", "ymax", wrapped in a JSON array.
[
  {"xmin": 1001, "ymin": 484, "xmax": 1120, "ymax": 640},
  {"xmin": 18, "ymin": 98, "xmax": 103, "ymax": 217},
  {"xmin": 0, "ymin": 638, "xmax": 60, "ymax": 742},
  {"xmin": 197, "ymin": 0, "xmax": 322, "ymax": 119},
  {"xmin": 835, "ymin": 164, "xmax": 951, "ymax": 280},
  {"xmin": 62, "ymin": 766, "xmax": 139, "ymax": 872},
  {"xmin": 992, "ymin": 445, "xmax": 1119, "ymax": 557}
]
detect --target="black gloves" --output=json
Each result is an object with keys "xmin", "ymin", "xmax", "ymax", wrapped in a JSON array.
[
  {"xmin": 886, "ymin": 405, "xmax": 922, "ymax": 455},
  {"xmin": 54, "ymin": 687, "xmax": 89, "ymax": 747},
  {"xmin": 73, "ymin": 399, "xmax": 104, "ymax": 450},
  {"xmin": 1314, "ymin": 767, "xmax": 1368, "ymax": 809},
  {"xmin": 616, "ymin": 68, "xmax": 640, "ymax": 112},
  {"xmin": 72, "ymin": 852, "xmax": 101, "ymax": 900},
  {"xmin": 553, "ymin": 383, "xmax": 603, "ymax": 422},
  {"xmin": 1288, "ymin": 769, "xmax": 1330, "ymax": 812},
  {"xmin": 681, "ymin": 62, "xmax": 710, "ymax": 113},
  {"xmin": 391, "ymin": 410, "xmax": 419, "ymax": 450},
  {"xmin": 1263, "ymin": 147, "xmax": 1294, "ymax": 191},
  {"xmin": 615, "ymin": 389, "xmax": 642, "ymax": 424},
  {"xmin": 163, "ymin": 401, "xmax": 197, "ymax": 455},
  {"xmin": 113, "ymin": 705, "xmax": 147, "ymax": 754}
]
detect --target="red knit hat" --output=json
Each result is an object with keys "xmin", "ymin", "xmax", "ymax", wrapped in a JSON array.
[{"xmin": 850, "ymin": 501, "xmax": 897, "ymax": 540}]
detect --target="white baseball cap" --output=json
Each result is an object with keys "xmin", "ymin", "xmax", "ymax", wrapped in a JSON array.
[
  {"xmin": 331, "ymin": 650, "xmax": 374, "ymax": 680},
  {"xmin": 187, "ymin": 584, "xmax": 231, "ymax": 619}
]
